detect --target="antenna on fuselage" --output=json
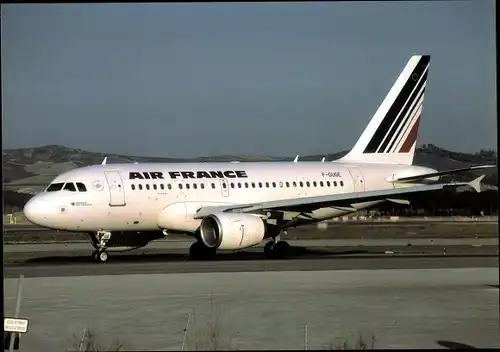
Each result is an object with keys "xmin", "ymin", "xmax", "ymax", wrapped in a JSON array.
[
  {"xmin": 321, "ymin": 157, "xmax": 325, "ymax": 162},
  {"xmin": 101, "ymin": 157, "xmax": 107, "ymax": 165},
  {"xmin": 293, "ymin": 155, "xmax": 299, "ymax": 163}
]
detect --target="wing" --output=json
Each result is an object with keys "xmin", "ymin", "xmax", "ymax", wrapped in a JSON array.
[
  {"xmin": 194, "ymin": 176, "xmax": 485, "ymax": 219},
  {"xmin": 392, "ymin": 165, "xmax": 495, "ymax": 183}
]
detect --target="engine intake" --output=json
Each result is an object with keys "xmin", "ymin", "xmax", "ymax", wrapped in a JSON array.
[{"xmin": 199, "ymin": 213, "xmax": 266, "ymax": 250}]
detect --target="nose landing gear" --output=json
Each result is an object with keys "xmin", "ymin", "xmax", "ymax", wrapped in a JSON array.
[
  {"xmin": 89, "ymin": 230, "xmax": 112, "ymax": 263},
  {"xmin": 92, "ymin": 249, "xmax": 109, "ymax": 263}
]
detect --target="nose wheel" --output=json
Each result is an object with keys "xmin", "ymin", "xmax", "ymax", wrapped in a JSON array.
[{"xmin": 92, "ymin": 250, "xmax": 109, "ymax": 263}]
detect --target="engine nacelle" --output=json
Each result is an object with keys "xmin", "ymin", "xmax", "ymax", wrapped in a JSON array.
[{"xmin": 199, "ymin": 213, "xmax": 266, "ymax": 250}]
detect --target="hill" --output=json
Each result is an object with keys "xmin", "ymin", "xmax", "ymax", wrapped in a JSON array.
[{"xmin": 2, "ymin": 143, "xmax": 497, "ymax": 197}]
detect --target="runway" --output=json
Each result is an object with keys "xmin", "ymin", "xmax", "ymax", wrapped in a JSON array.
[
  {"xmin": 4, "ymin": 256, "xmax": 498, "ymax": 278},
  {"xmin": 4, "ymin": 235, "xmax": 498, "ymax": 277}
]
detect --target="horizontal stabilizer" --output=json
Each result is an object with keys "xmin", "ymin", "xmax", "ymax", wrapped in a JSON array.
[
  {"xmin": 386, "ymin": 198, "xmax": 410, "ymax": 205},
  {"xmin": 467, "ymin": 175, "xmax": 486, "ymax": 193},
  {"xmin": 391, "ymin": 165, "xmax": 496, "ymax": 183}
]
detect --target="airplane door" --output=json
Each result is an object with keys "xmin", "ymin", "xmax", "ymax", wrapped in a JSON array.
[
  {"xmin": 347, "ymin": 167, "xmax": 365, "ymax": 192},
  {"xmin": 104, "ymin": 171, "xmax": 126, "ymax": 206},
  {"xmin": 220, "ymin": 179, "xmax": 229, "ymax": 197}
]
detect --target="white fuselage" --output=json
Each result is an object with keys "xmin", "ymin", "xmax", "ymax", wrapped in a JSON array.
[{"xmin": 23, "ymin": 160, "xmax": 436, "ymax": 234}]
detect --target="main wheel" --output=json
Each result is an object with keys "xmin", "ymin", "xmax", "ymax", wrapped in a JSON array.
[
  {"xmin": 272, "ymin": 241, "xmax": 291, "ymax": 259},
  {"xmin": 264, "ymin": 241, "xmax": 275, "ymax": 259},
  {"xmin": 189, "ymin": 241, "xmax": 216, "ymax": 260}
]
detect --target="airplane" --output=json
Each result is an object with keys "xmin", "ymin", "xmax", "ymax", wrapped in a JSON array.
[{"xmin": 23, "ymin": 54, "xmax": 494, "ymax": 263}]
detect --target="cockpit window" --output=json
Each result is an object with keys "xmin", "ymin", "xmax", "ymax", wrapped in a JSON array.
[
  {"xmin": 46, "ymin": 183, "xmax": 65, "ymax": 192},
  {"xmin": 76, "ymin": 182, "xmax": 87, "ymax": 192},
  {"xmin": 63, "ymin": 182, "xmax": 77, "ymax": 192}
]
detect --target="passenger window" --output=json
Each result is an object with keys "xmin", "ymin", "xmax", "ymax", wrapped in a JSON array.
[
  {"xmin": 313, "ymin": 181, "xmax": 317, "ymax": 187},
  {"xmin": 211, "ymin": 183, "xmax": 215, "ymax": 189},
  {"xmin": 76, "ymin": 182, "xmax": 87, "ymax": 192},
  {"xmin": 272, "ymin": 182, "xmax": 276, "ymax": 188},
  {"xmin": 146, "ymin": 184, "xmax": 150, "ymax": 190},
  {"xmin": 179, "ymin": 184, "xmax": 183, "ymax": 189},
  {"xmin": 251, "ymin": 182, "xmax": 256, "ymax": 188},
  {"xmin": 193, "ymin": 183, "xmax": 198, "ymax": 189},
  {"xmin": 230, "ymin": 183, "xmax": 235, "ymax": 188},
  {"xmin": 326, "ymin": 181, "xmax": 331, "ymax": 187},
  {"xmin": 131, "ymin": 184, "xmax": 136, "ymax": 191},
  {"xmin": 279, "ymin": 182, "xmax": 283, "ymax": 188},
  {"xmin": 153, "ymin": 184, "xmax": 157, "ymax": 190},
  {"xmin": 63, "ymin": 183, "xmax": 77, "ymax": 192},
  {"xmin": 306, "ymin": 181, "xmax": 310, "ymax": 187},
  {"xmin": 168, "ymin": 184, "xmax": 172, "ymax": 190},
  {"xmin": 245, "ymin": 183, "xmax": 249, "ymax": 188},
  {"xmin": 320, "ymin": 181, "xmax": 324, "ymax": 187},
  {"xmin": 201, "ymin": 183, "xmax": 205, "ymax": 189},
  {"xmin": 286, "ymin": 182, "xmax": 290, "ymax": 187},
  {"xmin": 258, "ymin": 182, "xmax": 263, "ymax": 188},
  {"xmin": 265, "ymin": 182, "xmax": 270, "ymax": 188},
  {"xmin": 333, "ymin": 181, "xmax": 337, "ymax": 187},
  {"xmin": 238, "ymin": 183, "xmax": 242, "ymax": 188},
  {"xmin": 293, "ymin": 182, "xmax": 297, "ymax": 187},
  {"xmin": 139, "ymin": 184, "xmax": 143, "ymax": 190},
  {"xmin": 186, "ymin": 184, "xmax": 190, "ymax": 190},
  {"xmin": 46, "ymin": 183, "xmax": 65, "ymax": 192},
  {"xmin": 340, "ymin": 181, "xmax": 344, "ymax": 187},
  {"xmin": 160, "ymin": 184, "xmax": 165, "ymax": 190},
  {"xmin": 299, "ymin": 182, "xmax": 303, "ymax": 187},
  {"xmin": 222, "ymin": 183, "xmax": 227, "ymax": 189}
]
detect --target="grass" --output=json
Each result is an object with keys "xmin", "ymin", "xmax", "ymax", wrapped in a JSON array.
[
  {"xmin": 68, "ymin": 307, "xmax": 376, "ymax": 351},
  {"xmin": 327, "ymin": 333, "xmax": 377, "ymax": 350},
  {"xmin": 183, "ymin": 290, "xmax": 237, "ymax": 351},
  {"xmin": 66, "ymin": 325, "xmax": 123, "ymax": 352},
  {"xmin": 66, "ymin": 290, "xmax": 377, "ymax": 351}
]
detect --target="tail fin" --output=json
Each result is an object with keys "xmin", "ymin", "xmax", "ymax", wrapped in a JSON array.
[{"xmin": 340, "ymin": 55, "xmax": 431, "ymax": 165}]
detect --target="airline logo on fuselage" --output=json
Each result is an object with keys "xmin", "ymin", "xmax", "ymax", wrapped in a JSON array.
[{"xmin": 128, "ymin": 170, "xmax": 248, "ymax": 180}]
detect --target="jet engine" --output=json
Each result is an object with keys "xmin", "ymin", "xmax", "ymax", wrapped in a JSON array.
[{"xmin": 199, "ymin": 213, "xmax": 266, "ymax": 250}]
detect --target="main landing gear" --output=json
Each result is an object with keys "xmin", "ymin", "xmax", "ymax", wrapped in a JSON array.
[
  {"xmin": 264, "ymin": 232, "xmax": 291, "ymax": 259},
  {"xmin": 90, "ymin": 231, "xmax": 112, "ymax": 263},
  {"xmin": 189, "ymin": 241, "xmax": 217, "ymax": 260}
]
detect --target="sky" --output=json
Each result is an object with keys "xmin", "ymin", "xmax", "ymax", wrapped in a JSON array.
[{"xmin": 2, "ymin": 1, "xmax": 497, "ymax": 158}]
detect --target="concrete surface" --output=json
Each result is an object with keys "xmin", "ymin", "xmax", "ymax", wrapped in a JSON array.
[
  {"xmin": 4, "ymin": 268, "xmax": 499, "ymax": 351},
  {"xmin": 4, "ymin": 256, "xmax": 498, "ymax": 278}
]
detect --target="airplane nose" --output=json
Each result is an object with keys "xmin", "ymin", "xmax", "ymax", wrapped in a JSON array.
[{"xmin": 23, "ymin": 197, "xmax": 46, "ymax": 226}]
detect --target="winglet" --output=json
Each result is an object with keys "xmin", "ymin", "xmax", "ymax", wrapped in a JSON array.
[
  {"xmin": 101, "ymin": 157, "xmax": 107, "ymax": 165},
  {"xmin": 468, "ymin": 175, "xmax": 485, "ymax": 193},
  {"xmin": 293, "ymin": 155, "xmax": 299, "ymax": 163}
]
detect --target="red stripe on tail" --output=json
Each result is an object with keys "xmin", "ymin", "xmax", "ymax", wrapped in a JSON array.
[{"xmin": 398, "ymin": 116, "xmax": 420, "ymax": 153}]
